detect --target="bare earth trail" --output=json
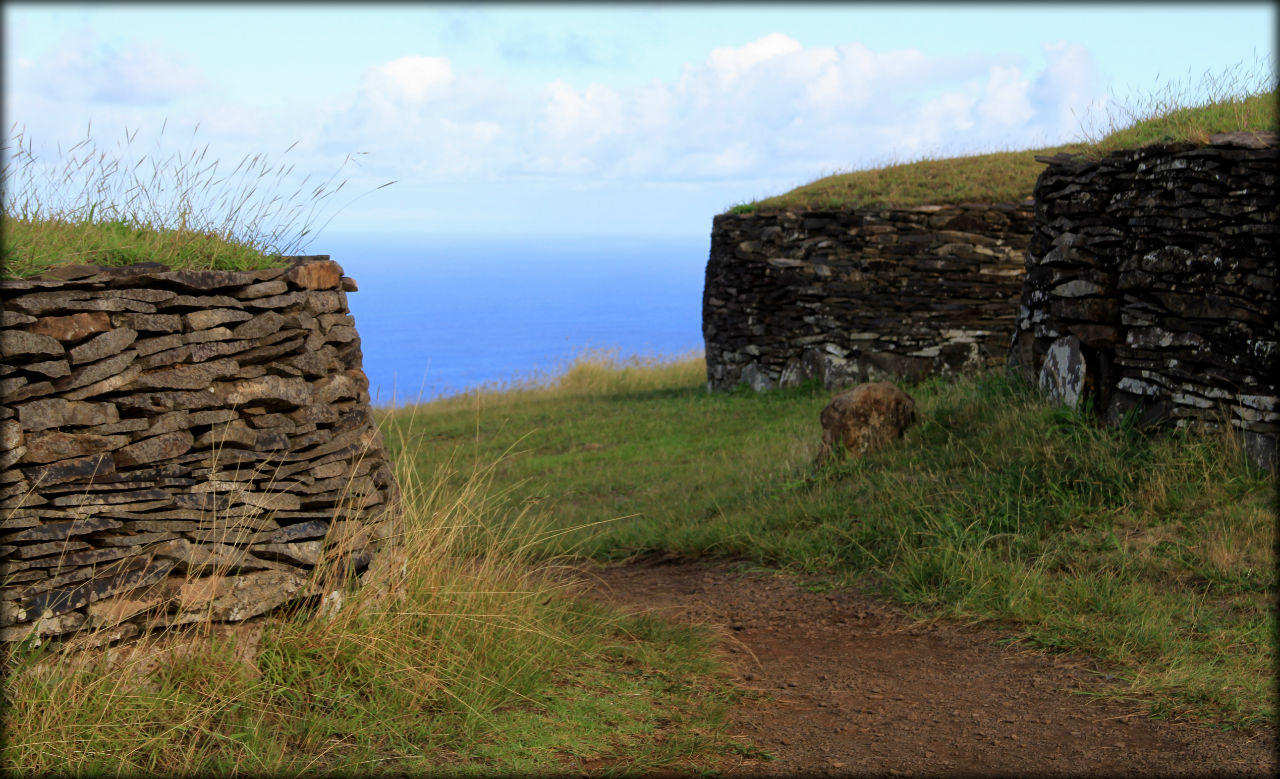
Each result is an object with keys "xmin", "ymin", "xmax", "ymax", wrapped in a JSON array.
[{"xmin": 572, "ymin": 556, "xmax": 1276, "ymax": 777}]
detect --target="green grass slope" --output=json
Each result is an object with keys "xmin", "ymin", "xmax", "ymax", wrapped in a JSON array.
[{"xmin": 379, "ymin": 354, "xmax": 1276, "ymax": 731}]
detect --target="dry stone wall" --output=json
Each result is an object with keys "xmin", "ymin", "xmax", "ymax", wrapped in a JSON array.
[
  {"xmin": 703, "ymin": 204, "xmax": 1033, "ymax": 392},
  {"xmin": 0, "ymin": 257, "xmax": 400, "ymax": 645},
  {"xmin": 1007, "ymin": 131, "xmax": 1278, "ymax": 472}
]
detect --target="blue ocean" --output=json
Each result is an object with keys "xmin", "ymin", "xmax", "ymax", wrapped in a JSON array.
[{"xmin": 315, "ymin": 232, "xmax": 710, "ymax": 406}]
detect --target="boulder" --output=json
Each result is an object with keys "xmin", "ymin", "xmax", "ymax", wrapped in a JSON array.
[{"xmin": 816, "ymin": 382, "xmax": 918, "ymax": 465}]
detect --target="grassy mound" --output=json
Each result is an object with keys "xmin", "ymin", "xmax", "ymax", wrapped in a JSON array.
[{"xmin": 732, "ymin": 65, "xmax": 1277, "ymax": 214}]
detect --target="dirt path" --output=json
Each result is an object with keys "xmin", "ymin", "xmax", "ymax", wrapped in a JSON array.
[{"xmin": 573, "ymin": 555, "xmax": 1276, "ymax": 777}]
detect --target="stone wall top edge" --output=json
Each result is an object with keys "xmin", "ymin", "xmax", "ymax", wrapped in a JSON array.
[
  {"xmin": 1, "ymin": 255, "xmax": 352, "ymax": 293},
  {"xmin": 1034, "ymin": 131, "xmax": 1279, "ymax": 170},
  {"xmin": 714, "ymin": 201, "xmax": 1035, "ymax": 221}
]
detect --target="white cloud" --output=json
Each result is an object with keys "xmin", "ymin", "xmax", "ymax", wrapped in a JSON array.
[
  {"xmin": 313, "ymin": 35, "xmax": 1101, "ymax": 183},
  {"xmin": 9, "ymin": 31, "xmax": 1108, "ymax": 219},
  {"xmin": 541, "ymin": 81, "xmax": 625, "ymax": 144},
  {"xmin": 1029, "ymin": 41, "xmax": 1099, "ymax": 140},
  {"xmin": 27, "ymin": 33, "xmax": 207, "ymax": 105},
  {"xmin": 706, "ymin": 32, "xmax": 803, "ymax": 86},
  {"xmin": 364, "ymin": 56, "xmax": 454, "ymax": 105},
  {"xmin": 977, "ymin": 65, "xmax": 1033, "ymax": 126}
]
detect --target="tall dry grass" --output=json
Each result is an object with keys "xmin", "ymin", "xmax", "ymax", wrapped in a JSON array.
[
  {"xmin": 1, "ymin": 120, "xmax": 396, "ymax": 278},
  {"xmin": 2, "ymin": 437, "xmax": 600, "ymax": 775}
]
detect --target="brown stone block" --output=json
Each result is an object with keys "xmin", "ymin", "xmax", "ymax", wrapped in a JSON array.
[
  {"xmin": 172, "ymin": 569, "xmax": 307, "ymax": 621},
  {"xmin": 52, "ymin": 350, "xmax": 137, "ymax": 393},
  {"xmin": 238, "ymin": 491, "xmax": 301, "ymax": 511},
  {"xmin": 132, "ymin": 333, "xmax": 185, "ymax": 357},
  {"xmin": 184, "ymin": 326, "xmax": 235, "ymax": 344},
  {"xmin": 22, "ymin": 359, "xmax": 71, "ymax": 378},
  {"xmin": 68, "ymin": 328, "xmax": 138, "ymax": 364},
  {"xmin": 192, "ymin": 420, "xmax": 258, "ymax": 450},
  {"xmin": 185, "ymin": 308, "xmax": 254, "ymax": 331},
  {"xmin": 10, "ymin": 545, "xmax": 136, "ymax": 571},
  {"xmin": 250, "ymin": 540, "xmax": 323, "ymax": 566},
  {"xmin": 246, "ymin": 291, "xmax": 306, "ymax": 309},
  {"xmin": 20, "ymin": 556, "xmax": 176, "ymax": 619},
  {"xmin": 151, "ymin": 538, "xmax": 290, "ymax": 573},
  {"xmin": 20, "ymin": 431, "xmax": 130, "ymax": 464},
  {"xmin": 92, "ymin": 417, "xmax": 150, "ymax": 435},
  {"xmin": 216, "ymin": 375, "xmax": 312, "ymax": 408},
  {"xmin": 16, "ymin": 398, "xmax": 120, "ymax": 431},
  {"xmin": 1, "ymin": 330, "xmax": 64, "ymax": 358},
  {"xmin": 23, "ymin": 312, "xmax": 111, "ymax": 341},
  {"xmin": 283, "ymin": 260, "xmax": 344, "ymax": 290},
  {"xmin": 230, "ymin": 311, "xmax": 286, "ymax": 340},
  {"xmin": 21, "ymin": 453, "xmax": 116, "ymax": 487},
  {"xmin": 10, "ymin": 539, "xmax": 92, "ymax": 559},
  {"xmin": 303, "ymin": 290, "xmax": 344, "ymax": 315},
  {"xmin": 114, "ymin": 430, "xmax": 195, "ymax": 468},
  {"xmin": 0, "ymin": 516, "xmax": 123, "ymax": 544},
  {"xmin": 51, "ymin": 488, "xmax": 171, "ymax": 507},
  {"xmin": 132, "ymin": 358, "xmax": 241, "ymax": 390},
  {"xmin": 62, "ymin": 364, "xmax": 144, "ymax": 401},
  {"xmin": 115, "ymin": 389, "xmax": 222, "ymax": 413},
  {"xmin": 235, "ymin": 280, "xmax": 289, "ymax": 299}
]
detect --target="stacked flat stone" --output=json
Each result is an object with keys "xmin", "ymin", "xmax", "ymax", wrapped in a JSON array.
[
  {"xmin": 1007, "ymin": 131, "xmax": 1278, "ymax": 472},
  {"xmin": 0, "ymin": 257, "xmax": 400, "ymax": 645},
  {"xmin": 704, "ymin": 203, "xmax": 1033, "ymax": 392}
]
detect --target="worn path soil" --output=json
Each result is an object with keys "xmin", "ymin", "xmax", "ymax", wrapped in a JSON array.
[{"xmin": 572, "ymin": 555, "xmax": 1276, "ymax": 777}]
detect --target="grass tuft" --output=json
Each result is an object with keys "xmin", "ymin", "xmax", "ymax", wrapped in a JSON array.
[{"xmin": 1, "ymin": 121, "xmax": 396, "ymax": 279}]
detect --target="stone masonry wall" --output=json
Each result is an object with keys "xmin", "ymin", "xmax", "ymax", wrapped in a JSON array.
[
  {"xmin": 0, "ymin": 257, "xmax": 400, "ymax": 646},
  {"xmin": 1007, "ymin": 131, "xmax": 1278, "ymax": 472},
  {"xmin": 703, "ymin": 203, "xmax": 1033, "ymax": 392}
]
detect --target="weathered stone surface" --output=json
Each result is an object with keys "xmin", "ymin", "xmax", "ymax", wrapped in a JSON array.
[
  {"xmin": 705, "ymin": 204, "xmax": 1032, "ymax": 392},
  {"xmin": 16, "ymin": 399, "xmax": 120, "ymax": 431},
  {"xmin": 131, "ymin": 358, "xmax": 241, "ymax": 390},
  {"xmin": 113, "ymin": 430, "xmax": 195, "ymax": 468},
  {"xmin": 122, "ymin": 313, "xmax": 184, "ymax": 333},
  {"xmin": 816, "ymin": 382, "xmax": 918, "ymax": 465},
  {"xmin": 235, "ymin": 280, "xmax": 289, "ymax": 299},
  {"xmin": 68, "ymin": 328, "xmax": 138, "ymax": 364},
  {"xmin": 1, "ymin": 330, "xmax": 63, "ymax": 358},
  {"xmin": 2, "ymin": 311, "xmax": 38, "ymax": 327},
  {"xmin": 19, "ymin": 557, "xmax": 176, "ymax": 619},
  {"xmin": 62, "ymin": 364, "xmax": 144, "ymax": 401},
  {"xmin": 1007, "ymin": 139, "xmax": 1277, "ymax": 471},
  {"xmin": 133, "ymin": 333, "xmax": 185, "ymax": 356},
  {"xmin": 20, "ymin": 432, "xmax": 130, "ymax": 464},
  {"xmin": 51, "ymin": 488, "xmax": 170, "ymax": 507},
  {"xmin": 230, "ymin": 311, "xmax": 286, "ymax": 340},
  {"xmin": 251, "ymin": 540, "xmax": 324, "ymax": 566},
  {"xmin": 185, "ymin": 308, "xmax": 254, "ymax": 331},
  {"xmin": 53, "ymin": 351, "xmax": 137, "ymax": 392},
  {"xmin": 0, "ymin": 516, "xmax": 123, "ymax": 544},
  {"xmin": 169, "ymin": 569, "xmax": 308, "ymax": 621},
  {"xmin": 185, "ymin": 326, "xmax": 235, "ymax": 344},
  {"xmin": 22, "ymin": 359, "xmax": 71, "ymax": 378},
  {"xmin": 21, "ymin": 454, "xmax": 116, "ymax": 487},
  {"xmin": 283, "ymin": 260, "xmax": 344, "ymax": 290},
  {"xmin": 191, "ymin": 420, "xmax": 257, "ymax": 450},
  {"xmin": 23, "ymin": 311, "xmax": 112, "ymax": 341},
  {"xmin": 216, "ymin": 375, "xmax": 312, "ymax": 408}
]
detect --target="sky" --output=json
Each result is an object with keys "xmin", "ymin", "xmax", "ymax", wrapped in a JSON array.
[{"xmin": 3, "ymin": 2, "xmax": 1276, "ymax": 246}]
